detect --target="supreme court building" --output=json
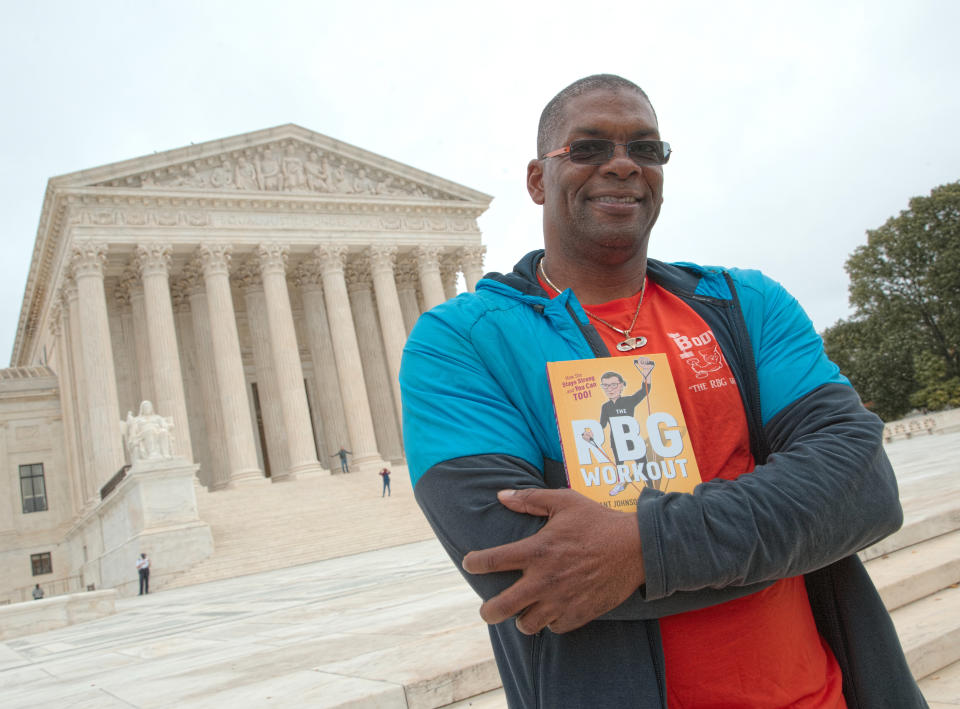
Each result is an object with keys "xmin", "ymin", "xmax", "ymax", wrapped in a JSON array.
[{"xmin": 1, "ymin": 124, "xmax": 491, "ymax": 601}]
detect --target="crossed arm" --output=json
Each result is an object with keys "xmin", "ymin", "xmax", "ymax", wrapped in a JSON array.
[{"xmin": 414, "ymin": 383, "xmax": 901, "ymax": 636}]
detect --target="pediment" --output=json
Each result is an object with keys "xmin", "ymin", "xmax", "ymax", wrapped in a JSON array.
[{"xmin": 53, "ymin": 124, "xmax": 490, "ymax": 204}]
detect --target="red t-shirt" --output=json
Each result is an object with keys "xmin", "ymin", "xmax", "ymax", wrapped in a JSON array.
[{"xmin": 540, "ymin": 274, "xmax": 846, "ymax": 708}]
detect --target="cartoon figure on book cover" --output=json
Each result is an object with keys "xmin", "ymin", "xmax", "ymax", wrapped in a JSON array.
[{"xmin": 589, "ymin": 358, "xmax": 656, "ymax": 495}]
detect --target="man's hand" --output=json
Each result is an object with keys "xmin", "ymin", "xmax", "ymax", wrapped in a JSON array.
[{"xmin": 462, "ymin": 488, "xmax": 645, "ymax": 635}]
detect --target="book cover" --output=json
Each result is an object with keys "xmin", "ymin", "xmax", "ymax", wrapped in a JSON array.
[{"xmin": 546, "ymin": 355, "xmax": 702, "ymax": 512}]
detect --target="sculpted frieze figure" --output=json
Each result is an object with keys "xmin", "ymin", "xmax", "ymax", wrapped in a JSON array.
[
  {"xmin": 282, "ymin": 145, "xmax": 307, "ymax": 191},
  {"xmin": 305, "ymin": 152, "xmax": 330, "ymax": 192},
  {"xmin": 210, "ymin": 159, "xmax": 234, "ymax": 189},
  {"xmin": 121, "ymin": 400, "xmax": 175, "ymax": 464},
  {"xmin": 172, "ymin": 166, "xmax": 208, "ymax": 188},
  {"xmin": 258, "ymin": 150, "xmax": 282, "ymax": 191},
  {"xmin": 353, "ymin": 168, "xmax": 377, "ymax": 195},
  {"xmin": 234, "ymin": 156, "xmax": 259, "ymax": 190},
  {"xmin": 333, "ymin": 163, "xmax": 352, "ymax": 193}
]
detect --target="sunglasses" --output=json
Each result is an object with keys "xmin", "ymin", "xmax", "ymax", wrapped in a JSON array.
[{"xmin": 542, "ymin": 139, "xmax": 671, "ymax": 166}]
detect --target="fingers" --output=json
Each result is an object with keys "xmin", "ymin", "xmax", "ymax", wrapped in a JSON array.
[
  {"xmin": 462, "ymin": 541, "xmax": 531, "ymax": 575},
  {"xmin": 495, "ymin": 488, "xmax": 570, "ymax": 517},
  {"xmin": 478, "ymin": 579, "xmax": 541, "ymax": 627}
]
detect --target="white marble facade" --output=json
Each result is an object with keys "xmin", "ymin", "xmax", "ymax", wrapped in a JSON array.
[{"xmin": 1, "ymin": 124, "xmax": 491, "ymax": 601}]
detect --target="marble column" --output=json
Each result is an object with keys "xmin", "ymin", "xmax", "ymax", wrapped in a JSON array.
[
  {"xmin": 293, "ymin": 268, "xmax": 350, "ymax": 466},
  {"xmin": 255, "ymin": 243, "xmax": 323, "ymax": 477},
  {"xmin": 63, "ymin": 279, "xmax": 95, "ymax": 505},
  {"xmin": 196, "ymin": 244, "xmax": 263, "ymax": 485},
  {"xmin": 236, "ymin": 262, "xmax": 291, "ymax": 479},
  {"xmin": 69, "ymin": 242, "xmax": 125, "ymax": 493},
  {"xmin": 50, "ymin": 300, "xmax": 84, "ymax": 515},
  {"xmin": 112, "ymin": 275, "xmax": 139, "ymax": 416},
  {"xmin": 182, "ymin": 261, "xmax": 232, "ymax": 490},
  {"xmin": 134, "ymin": 243, "xmax": 193, "ymax": 461},
  {"xmin": 368, "ymin": 245, "xmax": 406, "ymax": 424},
  {"xmin": 415, "ymin": 245, "xmax": 447, "ymax": 311},
  {"xmin": 171, "ymin": 281, "xmax": 207, "ymax": 480},
  {"xmin": 395, "ymin": 255, "xmax": 422, "ymax": 335},
  {"xmin": 128, "ymin": 279, "xmax": 155, "ymax": 408},
  {"xmin": 347, "ymin": 256, "xmax": 403, "ymax": 461},
  {"xmin": 460, "ymin": 245, "xmax": 487, "ymax": 292},
  {"xmin": 312, "ymin": 244, "xmax": 382, "ymax": 468}
]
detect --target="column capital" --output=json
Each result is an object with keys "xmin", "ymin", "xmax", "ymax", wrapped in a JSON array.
[
  {"xmin": 114, "ymin": 268, "xmax": 139, "ymax": 308},
  {"xmin": 414, "ymin": 244, "xmax": 444, "ymax": 273},
  {"xmin": 440, "ymin": 254, "xmax": 460, "ymax": 292},
  {"xmin": 179, "ymin": 259, "xmax": 206, "ymax": 296},
  {"xmin": 460, "ymin": 244, "xmax": 486, "ymax": 271},
  {"xmin": 394, "ymin": 255, "xmax": 419, "ymax": 289},
  {"xmin": 134, "ymin": 242, "xmax": 173, "ymax": 278},
  {"xmin": 233, "ymin": 260, "xmax": 264, "ymax": 291},
  {"xmin": 170, "ymin": 279, "xmax": 191, "ymax": 313},
  {"xmin": 345, "ymin": 256, "xmax": 372, "ymax": 294},
  {"xmin": 256, "ymin": 242, "xmax": 289, "ymax": 277},
  {"xmin": 312, "ymin": 244, "xmax": 348, "ymax": 274},
  {"xmin": 291, "ymin": 262, "xmax": 323, "ymax": 291},
  {"xmin": 196, "ymin": 243, "xmax": 233, "ymax": 278},
  {"xmin": 368, "ymin": 245, "xmax": 398, "ymax": 273},
  {"xmin": 69, "ymin": 242, "xmax": 109, "ymax": 279}
]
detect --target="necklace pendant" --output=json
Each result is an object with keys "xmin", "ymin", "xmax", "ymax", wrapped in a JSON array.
[{"xmin": 616, "ymin": 336, "xmax": 647, "ymax": 352}]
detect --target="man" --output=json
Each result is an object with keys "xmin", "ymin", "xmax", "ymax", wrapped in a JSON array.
[
  {"xmin": 32, "ymin": 583, "xmax": 44, "ymax": 600},
  {"xmin": 331, "ymin": 447, "xmax": 352, "ymax": 473},
  {"xmin": 136, "ymin": 552, "xmax": 150, "ymax": 595},
  {"xmin": 380, "ymin": 467, "xmax": 392, "ymax": 497},
  {"xmin": 400, "ymin": 75, "xmax": 925, "ymax": 707}
]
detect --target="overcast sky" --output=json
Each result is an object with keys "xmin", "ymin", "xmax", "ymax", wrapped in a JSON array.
[{"xmin": 2, "ymin": 1, "xmax": 958, "ymax": 365}]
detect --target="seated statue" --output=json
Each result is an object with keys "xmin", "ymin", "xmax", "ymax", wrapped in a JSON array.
[{"xmin": 122, "ymin": 401, "xmax": 175, "ymax": 464}]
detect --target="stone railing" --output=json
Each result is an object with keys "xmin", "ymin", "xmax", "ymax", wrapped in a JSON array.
[{"xmin": 883, "ymin": 407, "xmax": 960, "ymax": 442}]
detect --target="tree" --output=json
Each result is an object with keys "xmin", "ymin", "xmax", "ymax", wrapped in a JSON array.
[{"xmin": 823, "ymin": 181, "xmax": 960, "ymax": 420}]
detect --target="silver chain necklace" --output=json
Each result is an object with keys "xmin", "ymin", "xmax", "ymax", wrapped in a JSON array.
[{"xmin": 539, "ymin": 259, "xmax": 648, "ymax": 351}]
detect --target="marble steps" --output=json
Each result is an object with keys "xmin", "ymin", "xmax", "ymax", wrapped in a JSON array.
[
  {"xmin": 158, "ymin": 469, "xmax": 435, "ymax": 590},
  {"xmin": 864, "ymin": 522, "xmax": 960, "ymax": 682},
  {"xmin": 891, "ymin": 582, "xmax": 960, "ymax": 682}
]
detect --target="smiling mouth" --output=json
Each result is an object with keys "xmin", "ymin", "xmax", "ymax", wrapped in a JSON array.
[{"xmin": 590, "ymin": 195, "xmax": 641, "ymax": 204}]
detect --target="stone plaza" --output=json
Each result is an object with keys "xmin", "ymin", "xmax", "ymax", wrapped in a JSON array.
[{"xmin": 1, "ymin": 429, "xmax": 958, "ymax": 708}]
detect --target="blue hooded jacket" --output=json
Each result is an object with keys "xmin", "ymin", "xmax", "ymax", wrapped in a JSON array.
[{"xmin": 400, "ymin": 250, "xmax": 925, "ymax": 708}]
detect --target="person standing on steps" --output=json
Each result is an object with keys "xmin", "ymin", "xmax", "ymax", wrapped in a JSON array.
[
  {"xmin": 331, "ymin": 447, "xmax": 352, "ymax": 473},
  {"xmin": 380, "ymin": 467, "xmax": 392, "ymax": 497},
  {"xmin": 136, "ymin": 552, "xmax": 150, "ymax": 595}
]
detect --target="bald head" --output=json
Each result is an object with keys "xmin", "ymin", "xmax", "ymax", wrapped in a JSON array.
[{"xmin": 536, "ymin": 74, "xmax": 654, "ymax": 158}]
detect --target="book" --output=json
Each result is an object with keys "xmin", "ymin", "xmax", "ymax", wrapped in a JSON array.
[{"xmin": 546, "ymin": 355, "xmax": 702, "ymax": 512}]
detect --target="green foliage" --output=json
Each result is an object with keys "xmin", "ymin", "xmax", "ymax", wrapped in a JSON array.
[
  {"xmin": 821, "ymin": 317, "xmax": 916, "ymax": 421},
  {"xmin": 823, "ymin": 181, "xmax": 960, "ymax": 420},
  {"xmin": 909, "ymin": 351, "xmax": 960, "ymax": 412}
]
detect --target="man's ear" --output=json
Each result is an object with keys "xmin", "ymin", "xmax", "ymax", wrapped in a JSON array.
[{"xmin": 527, "ymin": 159, "xmax": 545, "ymax": 205}]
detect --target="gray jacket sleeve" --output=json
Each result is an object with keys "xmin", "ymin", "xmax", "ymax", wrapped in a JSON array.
[{"xmin": 637, "ymin": 382, "xmax": 903, "ymax": 601}]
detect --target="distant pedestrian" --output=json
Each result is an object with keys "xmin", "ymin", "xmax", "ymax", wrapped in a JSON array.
[
  {"xmin": 32, "ymin": 583, "xmax": 44, "ymax": 600},
  {"xmin": 379, "ymin": 467, "xmax": 391, "ymax": 497},
  {"xmin": 136, "ymin": 553, "xmax": 150, "ymax": 595},
  {"xmin": 331, "ymin": 447, "xmax": 352, "ymax": 473}
]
